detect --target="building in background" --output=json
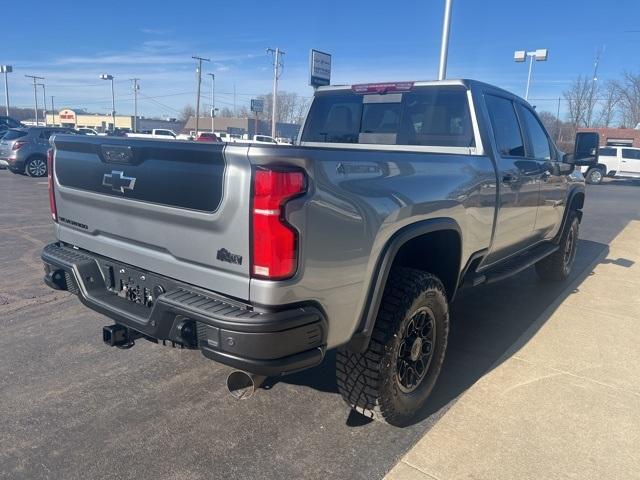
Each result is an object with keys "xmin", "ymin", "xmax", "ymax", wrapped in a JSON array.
[
  {"xmin": 183, "ymin": 116, "xmax": 301, "ymax": 140},
  {"xmin": 577, "ymin": 127, "xmax": 640, "ymax": 147},
  {"xmin": 44, "ymin": 108, "xmax": 182, "ymax": 133}
]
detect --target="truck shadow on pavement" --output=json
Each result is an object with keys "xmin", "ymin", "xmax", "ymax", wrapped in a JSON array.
[{"xmin": 280, "ymin": 238, "xmax": 615, "ymax": 428}]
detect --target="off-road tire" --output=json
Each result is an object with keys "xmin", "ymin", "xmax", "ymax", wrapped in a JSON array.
[
  {"xmin": 535, "ymin": 210, "xmax": 579, "ymax": 282},
  {"xmin": 336, "ymin": 267, "xmax": 449, "ymax": 427},
  {"xmin": 585, "ymin": 167, "xmax": 604, "ymax": 185},
  {"xmin": 25, "ymin": 156, "xmax": 47, "ymax": 177}
]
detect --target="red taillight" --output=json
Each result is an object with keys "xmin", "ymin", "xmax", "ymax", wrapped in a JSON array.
[
  {"xmin": 47, "ymin": 149, "xmax": 57, "ymax": 222},
  {"xmin": 251, "ymin": 169, "xmax": 306, "ymax": 280},
  {"xmin": 12, "ymin": 141, "xmax": 27, "ymax": 151}
]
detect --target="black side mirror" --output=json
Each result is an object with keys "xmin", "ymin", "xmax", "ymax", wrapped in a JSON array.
[{"xmin": 567, "ymin": 132, "xmax": 599, "ymax": 166}]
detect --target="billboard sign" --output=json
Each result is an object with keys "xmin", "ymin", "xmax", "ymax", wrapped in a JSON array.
[
  {"xmin": 250, "ymin": 99, "xmax": 264, "ymax": 113},
  {"xmin": 58, "ymin": 109, "xmax": 77, "ymax": 124},
  {"xmin": 309, "ymin": 49, "xmax": 331, "ymax": 88}
]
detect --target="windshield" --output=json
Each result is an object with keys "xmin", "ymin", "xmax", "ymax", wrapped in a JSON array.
[{"xmin": 301, "ymin": 86, "xmax": 474, "ymax": 148}]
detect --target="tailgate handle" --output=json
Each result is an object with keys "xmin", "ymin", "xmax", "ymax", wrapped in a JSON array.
[{"xmin": 100, "ymin": 144, "xmax": 135, "ymax": 164}]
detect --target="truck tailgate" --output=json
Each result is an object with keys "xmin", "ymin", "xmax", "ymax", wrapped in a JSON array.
[{"xmin": 51, "ymin": 135, "xmax": 252, "ymax": 300}]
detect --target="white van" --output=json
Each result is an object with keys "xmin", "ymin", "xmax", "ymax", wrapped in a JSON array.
[{"xmin": 582, "ymin": 146, "xmax": 640, "ymax": 184}]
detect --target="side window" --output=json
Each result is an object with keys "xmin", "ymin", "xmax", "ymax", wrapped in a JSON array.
[
  {"xmin": 485, "ymin": 95, "xmax": 525, "ymax": 157},
  {"xmin": 519, "ymin": 106, "xmax": 551, "ymax": 160},
  {"xmin": 599, "ymin": 147, "xmax": 617, "ymax": 157},
  {"xmin": 622, "ymin": 149, "xmax": 640, "ymax": 160},
  {"xmin": 40, "ymin": 130, "xmax": 53, "ymax": 140}
]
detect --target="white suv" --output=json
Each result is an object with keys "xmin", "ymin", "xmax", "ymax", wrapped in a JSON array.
[{"xmin": 583, "ymin": 146, "xmax": 640, "ymax": 184}]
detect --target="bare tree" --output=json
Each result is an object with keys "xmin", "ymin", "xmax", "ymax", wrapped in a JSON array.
[
  {"xmin": 293, "ymin": 96, "xmax": 311, "ymax": 125},
  {"xmin": 219, "ymin": 107, "xmax": 234, "ymax": 118},
  {"xmin": 179, "ymin": 104, "xmax": 195, "ymax": 122},
  {"xmin": 255, "ymin": 92, "xmax": 310, "ymax": 124},
  {"xmin": 538, "ymin": 111, "xmax": 560, "ymax": 140},
  {"xmin": 563, "ymin": 75, "xmax": 598, "ymax": 128},
  {"xmin": 595, "ymin": 81, "xmax": 620, "ymax": 127},
  {"xmin": 236, "ymin": 105, "xmax": 250, "ymax": 118},
  {"xmin": 613, "ymin": 72, "xmax": 640, "ymax": 128}
]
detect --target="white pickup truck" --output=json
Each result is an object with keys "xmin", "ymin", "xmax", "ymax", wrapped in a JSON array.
[
  {"xmin": 126, "ymin": 129, "xmax": 178, "ymax": 140},
  {"xmin": 582, "ymin": 146, "xmax": 640, "ymax": 184}
]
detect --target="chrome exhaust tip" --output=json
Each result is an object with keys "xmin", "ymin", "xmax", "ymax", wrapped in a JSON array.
[{"xmin": 226, "ymin": 371, "xmax": 266, "ymax": 400}]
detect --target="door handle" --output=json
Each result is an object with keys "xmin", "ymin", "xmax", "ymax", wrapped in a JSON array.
[{"xmin": 503, "ymin": 173, "xmax": 517, "ymax": 183}]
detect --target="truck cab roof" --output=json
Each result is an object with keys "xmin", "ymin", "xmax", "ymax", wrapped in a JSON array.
[{"xmin": 315, "ymin": 79, "xmax": 520, "ymax": 101}]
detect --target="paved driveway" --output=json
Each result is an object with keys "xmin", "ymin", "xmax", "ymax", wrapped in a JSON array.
[{"xmin": 1, "ymin": 171, "xmax": 638, "ymax": 479}]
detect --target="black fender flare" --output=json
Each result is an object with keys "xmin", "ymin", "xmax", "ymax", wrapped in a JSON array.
[
  {"xmin": 346, "ymin": 217, "xmax": 462, "ymax": 352},
  {"xmin": 554, "ymin": 186, "xmax": 585, "ymax": 243}
]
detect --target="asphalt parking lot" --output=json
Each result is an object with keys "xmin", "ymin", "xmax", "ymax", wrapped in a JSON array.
[{"xmin": 1, "ymin": 169, "xmax": 639, "ymax": 480}]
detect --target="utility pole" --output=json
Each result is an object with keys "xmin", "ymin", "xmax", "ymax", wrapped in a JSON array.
[
  {"xmin": 51, "ymin": 96, "xmax": 55, "ymax": 126},
  {"xmin": 233, "ymin": 83, "xmax": 237, "ymax": 117},
  {"xmin": 131, "ymin": 78, "xmax": 140, "ymax": 132},
  {"xmin": 267, "ymin": 47, "xmax": 285, "ymax": 138},
  {"xmin": 38, "ymin": 83, "xmax": 47, "ymax": 126},
  {"xmin": 207, "ymin": 73, "xmax": 215, "ymax": 132},
  {"xmin": 25, "ymin": 75, "xmax": 44, "ymax": 125},
  {"xmin": 438, "ymin": 0, "xmax": 453, "ymax": 80},
  {"xmin": 192, "ymin": 55, "xmax": 210, "ymax": 136},
  {"xmin": 1, "ymin": 65, "xmax": 12, "ymax": 117}
]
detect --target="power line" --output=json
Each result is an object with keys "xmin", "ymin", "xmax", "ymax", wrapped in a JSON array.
[{"xmin": 139, "ymin": 92, "xmax": 183, "ymax": 115}]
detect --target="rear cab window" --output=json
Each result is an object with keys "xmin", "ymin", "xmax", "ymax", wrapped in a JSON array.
[
  {"xmin": 301, "ymin": 85, "xmax": 475, "ymax": 150},
  {"xmin": 2, "ymin": 129, "xmax": 27, "ymax": 141}
]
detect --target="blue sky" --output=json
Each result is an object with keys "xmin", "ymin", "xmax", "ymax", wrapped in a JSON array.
[{"xmin": 3, "ymin": 0, "xmax": 640, "ymax": 118}]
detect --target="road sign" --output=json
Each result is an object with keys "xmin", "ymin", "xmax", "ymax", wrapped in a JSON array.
[
  {"xmin": 309, "ymin": 49, "xmax": 331, "ymax": 88},
  {"xmin": 251, "ymin": 99, "xmax": 264, "ymax": 113}
]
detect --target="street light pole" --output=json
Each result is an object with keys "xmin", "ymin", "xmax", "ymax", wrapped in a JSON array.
[
  {"xmin": 131, "ymin": 78, "xmax": 140, "ymax": 132},
  {"xmin": 438, "ymin": 0, "xmax": 453, "ymax": 80},
  {"xmin": 25, "ymin": 75, "xmax": 44, "ymax": 125},
  {"xmin": 267, "ymin": 47, "xmax": 285, "ymax": 138},
  {"xmin": 110, "ymin": 78, "xmax": 115, "ymax": 128},
  {"xmin": 100, "ymin": 74, "xmax": 116, "ymax": 131},
  {"xmin": 525, "ymin": 54, "xmax": 534, "ymax": 101},
  {"xmin": 1, "ymin": 65, "xmax": 12, "ymax": 117},
  {"xmin": 192, "ymin": 56, "xmax": 211, "ymax": 137},
  {"xmin": 514, "ymin": 49, "xmax": 548, "ymax": 101},
  {"xmin": 207, "ymin": 73, "xmax": 215, "ymax": 133}
]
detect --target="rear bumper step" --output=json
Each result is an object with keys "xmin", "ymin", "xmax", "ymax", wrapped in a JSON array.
[{"xmin": 41, "ymin": 242, "xmax": 326, "ymax": 376}]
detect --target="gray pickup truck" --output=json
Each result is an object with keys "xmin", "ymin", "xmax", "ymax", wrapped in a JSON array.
[{"xmin": 41, "ymin": 79, "xmax": 598, "ymax": 426}]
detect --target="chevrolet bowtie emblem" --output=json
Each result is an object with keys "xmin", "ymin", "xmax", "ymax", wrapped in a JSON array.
[{"xmin": 102, "ymin": 171, "xmax": 136, "ymax": 193}]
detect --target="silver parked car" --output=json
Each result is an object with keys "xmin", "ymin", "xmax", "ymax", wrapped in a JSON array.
[{"xmin": 0, "ymin": 127, "xmax": 74, "ymax": 177}]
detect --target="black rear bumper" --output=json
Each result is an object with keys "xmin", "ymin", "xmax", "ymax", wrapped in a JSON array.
[{"xmin": 41, "ymin": 242, "xmax": 325, "ymax": 376}]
